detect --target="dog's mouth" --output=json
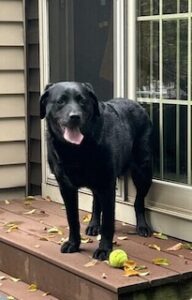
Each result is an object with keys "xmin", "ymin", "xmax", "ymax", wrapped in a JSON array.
[{"xmin": 63, "ymin": 126, "xmax": 84, "ymax": 145}]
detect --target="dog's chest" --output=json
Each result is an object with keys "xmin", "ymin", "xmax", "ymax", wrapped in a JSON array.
[{"xmin": 60, "ymin": 143, "xmax": 112, "ymax": 188}]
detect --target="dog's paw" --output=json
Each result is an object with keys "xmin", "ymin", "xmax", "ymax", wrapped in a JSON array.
[
  {"xmin": 93, "ymin": 247, "xmax": 111, "ymax": 261},
  {"xmin": 136, "ymin": 223, "xmax": 152, "ymax": 237},
  {"xmin": 85, "ymin": 223, "xmax": 100, "ymax": 236},
  {"xmin": 60, "ymin": 241, "xmax": 80, "ymax": 253}
]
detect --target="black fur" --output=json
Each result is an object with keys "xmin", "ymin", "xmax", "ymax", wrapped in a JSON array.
[{"xmin": 40, "ymin": 81, "xmax": 153, "ymax": 260}]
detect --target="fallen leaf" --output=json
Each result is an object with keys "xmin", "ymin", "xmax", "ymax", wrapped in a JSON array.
[
  {"xmin": 84, "ymin": 259, "xmax": 98, "ymax": 267},
  {"xmin": 47, "ymin": 227, "xmax": 63, "ymax": 235},
  {"xmin": 6, "ymin": 224, "xmax": 19, "ymax": 233},
  {"xmin": 139, "ymin": 271, "xmax": 150, "ymax": 277},
  {"xmin": 34, "ymin": 245, "xmax": 40, "ymax": 248},
  {"xmin": 135, "ymin": 265, "xmax": 147, "ymax": 271},
  {"xmin": 121, "ymin": 222, "xmax": 128, "ymax": 226},
  {"xmin": 5, "ymin": 200, "xmax": 10, "ymax": 205},
  {"xmin": 23, "ymin": 209, "xmax": 37, "ymax": 215},
  {"xmin": 96, "ymin": 234, "xmax": 101, "ymax": 241},
  {"xmin": 117, "ymin": 236, "xmax": 128, "ymax": 241},
  {"xmin": 39, "ymin": 236, "xmax": 49, "ymax": 241},
  {"xmin": 7, "ymin": 296, "xmax": 15, "ymax": 300},
  {"xmin": 0, "ymin": 276, "xmax": 6, "ymax": 280},
  {"xmin": 82, "ymin": 214, "xmax": 92, "ymax": 224},
  {"xmin": 166, "ymin": 243, "xmax": 183, "ymax": 251},
  {"xmin": 148, "ymin": 244, "xmax": 161, "ymax": 251},
  {"xmin": 123, "ymin": 260, "xmax": 137, "ymax": 270},
  {"xmin": 124, "ymin": 269, "xmax": 140, "ymax": 277},
  {"xmin": 152, "ymin": 258, "xmax": 170, "ymax": 266},
  {"xmin": 26, "ymin": 196, "xmax": 35, "ymax": 200},
  {"xmin": 9, "ymin": 277, "xmax": 21, "ymax": 283},
  {"xmin": 57, "ymin": 237, "xmax": 68, "ymax": 245},
  {"xmin": 182, "ymin": 243, "xmax": 192, "ymax": 250},
  {"xmin": 153, "ymin": 232, "xmax": 168, "ymax": 240},
  {"xmin": 28, "ymin": 283, "xmax": 38, "ymax": 292},
  {"xmin": 42, "ymin": 292, "xmax": 50, "ymax": 296},
  {"xmin": 81, "ymin": 236, "xmax": 93, "ymax": 244}
]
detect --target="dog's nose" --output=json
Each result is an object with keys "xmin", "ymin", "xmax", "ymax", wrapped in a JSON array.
[{"xmin": 69, "ymin": 113, "xmax": 81, "ymax": 121}]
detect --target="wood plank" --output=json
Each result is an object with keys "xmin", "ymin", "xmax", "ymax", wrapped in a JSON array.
[
  {"xmin": 0, "ymin": 23, "xmax": 24, "ymax": 46},
  {"xmin": 0, "ymin": 71, "xmax": 25, "ymax": 94},
  {"xmin": 28, "ymin": 69, "xmax": 40, "ymax": 92},
  {"xmin": 0, "ymin": 165, "xmax": 26, "ymax": 188},
  {"xmin": 27, "ymin": 20, "xmax": 39, "ymax": 44},
  {"xmin": 0, "ymin": 0, "xmax": 23, "ymax": 22},
  {"xmin": 0, "ymin": 47, "xmax": 24, "ymax": 70},
  {"xmin": 29, "ymin": 92, "xmax": 40, "ymax": 116},
  {"xmin": 0, "ymin": 141, "xmax": 25, "ymax": 165},
  {"xmin": 0, "ymin": 119, "xmax": 25, "ymax": 141},
  {"xmin": 29, "ymin": 116, "xmax": 41, "ymax": 139},
  {"xmin": 0, "ymin": 95, "xmax": 25, "ymax": 117},
  {"xmin": 30, "ymin": 140, "xmax": 41, "ymax": 163}
]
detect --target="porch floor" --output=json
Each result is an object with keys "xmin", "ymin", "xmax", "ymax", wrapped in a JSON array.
[{"xmin": 0, "ymin": 197, "xmax": 191, "ymax": 300}]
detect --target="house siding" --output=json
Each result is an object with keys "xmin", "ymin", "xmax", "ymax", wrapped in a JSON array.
[
  {"xmin": 26, "ymin": 0, "xmax": 42, "ymax": 195},
  {"xmin": 0, "ymin": 0, "xmax": 26, "ymax": 198}
]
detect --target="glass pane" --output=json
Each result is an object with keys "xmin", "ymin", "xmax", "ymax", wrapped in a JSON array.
[
  {"xmin": 163, "ymin": 20, "xmax": 188, "ymax": 100},
  {"xmin": 163, "ymin": 104, "xmax": 187, "ymax": 183},
  {"xmin": 138, "ymin": 0, "xmax": 159, "ymax": 16},
  {"xmin": 48, "ymin": 0, "xmax": 113, "ymax": 101},
  {"xmin": 142, "ymin": 103, "xmax": 160, "ymax": 178},
  {"xmin": 137, "ymin": 21, "xmax": 159, "ymax": 99},
  {"xmin": 180, "ymin": 0, "xmax": 188, "ymax": 13},
  {"xmin": 163, "ymin": 1, "xmax": 177, "ymax": 14}
]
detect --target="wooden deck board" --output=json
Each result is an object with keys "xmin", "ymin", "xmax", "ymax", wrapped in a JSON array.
[{"xmin": 0, "ymin": 198, "xmax": 191, "ymax": 299}]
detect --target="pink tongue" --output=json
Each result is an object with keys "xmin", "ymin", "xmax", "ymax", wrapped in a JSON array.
[{"xmin": 64, "ymin": 128, "xmax": 84, "ymax": 145}]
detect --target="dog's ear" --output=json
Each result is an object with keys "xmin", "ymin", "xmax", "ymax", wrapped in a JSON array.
[
  {"xmin": 39, "ymin": 83, "xmax": 54, "ymax": 119},
  {"xmin": 82, "ymin": 82, "xmax": 100, "ymax": 116}
]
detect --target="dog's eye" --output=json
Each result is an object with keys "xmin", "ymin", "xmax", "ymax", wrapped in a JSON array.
[{"xmin": 57, "ymin": 95, "xmax": 67, "ymax": 104}]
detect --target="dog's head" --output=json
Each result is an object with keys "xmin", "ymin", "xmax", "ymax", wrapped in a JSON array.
[{"xmin": 40, "ymin": 82, "xmax": 100, "ymax": 144}]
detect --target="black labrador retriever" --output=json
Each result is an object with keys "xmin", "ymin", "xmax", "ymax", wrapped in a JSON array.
[{"xmin": 40, "ymin": 81, "xmax": 153, "ymax": 260}]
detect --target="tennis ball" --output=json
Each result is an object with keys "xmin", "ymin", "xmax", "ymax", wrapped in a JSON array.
[{"xmin": 109, "ymin": 249, "xmax": 128, "ymax": 268}]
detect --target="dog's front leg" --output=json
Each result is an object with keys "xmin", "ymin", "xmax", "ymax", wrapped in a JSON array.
[
  {"xmin": 59, "ymin": 186, "xmax": 81, "ymax": 253},
  {"xmin": 93, "ymin": 184, "xmax": 116, "ymax": 260}
]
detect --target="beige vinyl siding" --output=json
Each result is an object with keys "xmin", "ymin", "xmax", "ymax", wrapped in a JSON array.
[
  {"xmin": 0, "ymin": 0, "xmax": 26, "ymax": 199},
  {"xmin": 26, "ymin": 0, "xmax": 42, "ymax": 195}
]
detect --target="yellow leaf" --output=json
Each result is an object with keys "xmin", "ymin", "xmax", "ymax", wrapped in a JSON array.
[
  {"xmin": 26, "ymin": 196, "xmax": 35, "ymax": 200},
  {"xmin": 148, "ymin": 244, "xmax": 161, "ymax": 251},
  {"xmin": 117, "ymin": 236, "xmax": 128, "ymax": 241},
  {"xmin": 57, "ymin": 237, "xmax": 68, "ymax": 245},
  {"xmin": 47, "ymin": 227, "xmax": 63, "ymax": 235},
  {"xmin": 153, "ymin": 232, "xmax": 168, "ymax": 240},
  {"xmin": 82, "ymin": 214, "xmax": 92, "ymax": 224},
  {"xmin": 42, "ymin": 292, "xmax": 50, "ymax": 296},
  {"xmin": 0, "ymin": 276, "xmax": 6, "ymax": 280},
  {"xmin": 96, "ymin": 234, "xmax": 101, "ymax": 241},
  {"xmin": 39, "ymin": 236, "xmax": 49, "ymax": 241},
  {"xmin": 5, "ymin": 200, "xmax": 10, "ymax": 205},
  {"xmin": 152, "ymin": 258, "xmax": 170, "ymax": 266},
  {"xmin": 84, "ymin": 259, "xmax": 98, "ymax": 267},
  {"xmin": 6, "ymin": 224, "xmax": 18, "ymax": 233},
  {"xmin": 123, "ymin": 260, "xmax": 137, "ymax": 270},
  {"xmin": 23, "ymin": 209, "xmax": 36, "ymax": 215},
  {"xmin": 7, "ymin": 296, "xmax": 15, "ymax": 300},
  {"xmin": 182, "ymin": 243, "xmax": 192, "ymax": 250},
  {"xmin": 166, "ymin": 243, "xmax": 183, "ymax": 251},
  {"xmin": 124, "ymin": 269, "xmax": 140, "ymax": 277},
  {"xmin": 135, "ymin": 265, "xmax": 147, "ymax": 271},
  {"xmin": 139, "ymin": 271, "xmax": 150, "ymax": 277},
  {"xmin": 9, "ymin": 276, "xmax": 21, "ymax": 283},
  {"xmin": 28, "ymin": 283, "xmax": 38, "ymax": 292},
  {"xmin": 81, "ymin": 236, "xmax": 93, "ymax": 244}
]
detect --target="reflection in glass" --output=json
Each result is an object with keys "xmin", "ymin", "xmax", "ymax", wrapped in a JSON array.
[
  {"xmin": 48, "ymin": 0, "xmax": 113, "ymax": 101},
  {"xmin": 163, "ymin": 0, "xmax": 188, "ymax": 14},
  {"xmin": 138, "ymin": 0, "xmax": 159, "ymax": 16},
  {"xmin": 163, "ymin": 20, "xmax": 188, "ymax": 100},
  {"xmin": 142, "ymin": 103, "xmax": 160, "ymax": 178},
  {"xmin": 137, "ymin": 21, "xmax": 159, "ymax": 99},
  {"xmin": 163, "ymin": 105, "xmax": 187, "ymax": 183}
]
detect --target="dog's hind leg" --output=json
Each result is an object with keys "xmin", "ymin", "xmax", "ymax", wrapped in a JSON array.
[
  {"xmin": 86, "ymin": 192, "xmax": 101, "ymax": 236},
  {"xmin": 131, "ymin": 132, "xmax": 153, "ymax": 237}
]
